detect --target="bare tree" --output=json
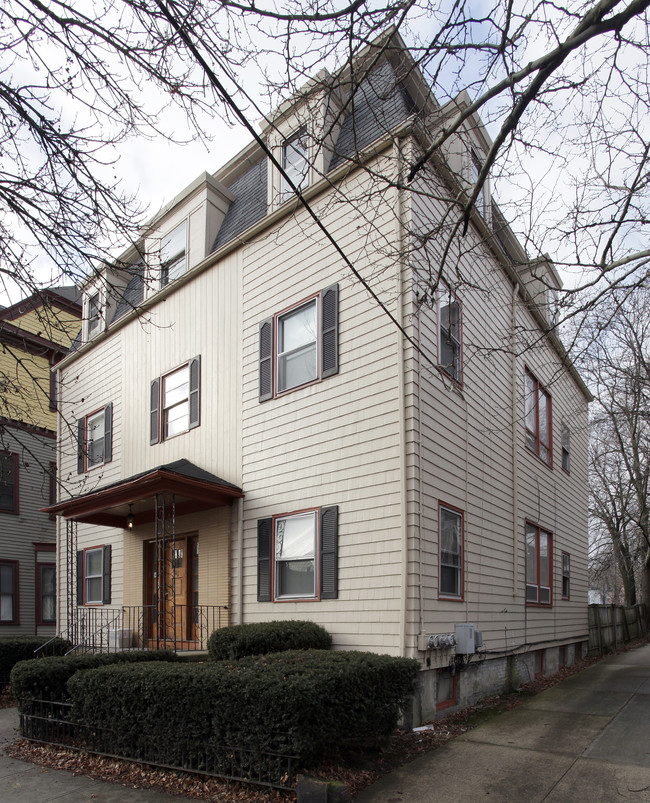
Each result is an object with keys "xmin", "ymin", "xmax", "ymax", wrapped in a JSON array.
[{"xmin": 580, "ymin": 289, "xmax": 650, "ymax": 605}]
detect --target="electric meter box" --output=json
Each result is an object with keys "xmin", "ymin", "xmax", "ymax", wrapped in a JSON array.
[{"xmin": 455, "ymin": 623, "xmax": 475, "ymax": 654}]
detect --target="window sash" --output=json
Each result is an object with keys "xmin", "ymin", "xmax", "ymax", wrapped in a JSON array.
[
  {"xmin": 163, "ymin": 365, "xmax": 190, "ymax": 437},
  {"xmin": 0, "ymin": 563, "xmax": 16, "ymax": 621},
  {"xmin": 439, "ymin": 506, "xmax": 462, "ymax": 598},
  {"xmin": 40, "ymin": 565, "xmax": 56, "ymax": 623},
  {"xmin": 275, "ymin": 511, "xmax": 317, "ymax": 599},
  {"xmin": 526, "ymin": 524, "xmax": 552, "ymax": 605},
  {"xmin": 561, "ymin": 425, "xmax": 570, "ymax": 471},
  {"xmin": 0, "ymin": 454, "xmax": 16, "ymax": 512},
  {"xmin": 562, "ymin": 553, "xmax": 570, "ymax": 598},
  {"xmin": 439, "ymin": 297, "xmax": 461, "ymax": 381},
  {"xmin": 87, "ymin": 293, "xmax": 101, "ymax": 335},
  {"xmin": 85, "ymin": 548, "xmax": 103, "ymax": 604},
  {"xmin": 282, "ymin": 130, "xmax": 309, "ymax": 198},
  {"xmin": 277, "ymin": 301, "xmax": 318, "ymax": 392},
  {"xmin": 86, "ymin": 411, "xmax": 105, "ymax": 467},
  {"xmin": 525, "ymin": 371, "xmax": 551, "ymax": 464},
  {"xmin": 161, "ymin": 222, "xmax": 187, "ymax": 286}
]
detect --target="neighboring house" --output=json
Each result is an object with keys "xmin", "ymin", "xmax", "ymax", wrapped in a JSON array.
[
  {"xmin": 0, "ymin": 287, "xmax": 81, "ymax": 635},
  {"xmin": 48, "ymin": 32, "xmax": 591, "ymax": 720}
]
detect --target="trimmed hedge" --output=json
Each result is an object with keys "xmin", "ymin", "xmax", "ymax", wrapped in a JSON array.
[
  {"xmin": 10, "ymin": 650, "xmax": 178, "ymax": 712},
  {"xmin": 207, "ymin": 620, "xmax": 332, "ymax": 660},
  {"xmin": 67, "ymin": 650, "xmax": 419, "ymax": 768},
  {"xmin": 0, "ymin": 637, "xmax": 70, "ymax": 685}
]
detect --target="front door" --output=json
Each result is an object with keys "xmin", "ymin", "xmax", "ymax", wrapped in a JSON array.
[{"xmin": 144, "ymin": 534, "xmax": 198, "ymax": 646}]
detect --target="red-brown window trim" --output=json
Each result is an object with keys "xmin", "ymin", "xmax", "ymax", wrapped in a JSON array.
[
  {"xmin": 271, "ymin": 507, "xmax": 321, "ymax": 603},
  {"xmin": 438, "ymin": 502, "xmax": 465, "ymax": 602},
  {"xmin": 0, "ymin": 559, "xmax": 20, "ymax": 625},
  {"xmin": 524, "ymin": 367, "xmax": 553, "ymax": 468},
  {"xmin": 525, "ymin": 521, "xmax": 553, "ymax": 607},
  {"xmin": 0, "ymin": 451, "xmax": 19, "ymax": 515},
  {"xmin": 561, "ymin": 552, "xmax": 570, "ymax": 600}
]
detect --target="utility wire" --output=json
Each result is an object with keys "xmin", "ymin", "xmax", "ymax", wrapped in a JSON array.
[{"xmin": 154, "ymin": 0, "xmax": 437, "ymax": 369}]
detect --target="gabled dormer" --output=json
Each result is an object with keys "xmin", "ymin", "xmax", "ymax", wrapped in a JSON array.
[
  {"xmin": 81, "ymin": 264, "xmax": 133, "ymax": 344},
  {"xmin": 261, "ymin": 69, "xmax": 345, "ymax": 210},
  {"xmin": 143, "ymin": 172, "xmax": 234, "ymax": 299},
  {"xmin": 517, "ymin": 256, "xmax": 562, "ymax": 328}
]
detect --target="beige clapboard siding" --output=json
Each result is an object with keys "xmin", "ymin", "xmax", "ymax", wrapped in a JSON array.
[
  {"xmin": 239, "ymin": 158, "xmax": 407, "ymax": 654},
  {"xmin": 409, "ymin": 168, "xmax": 588, "ymax": 654}
]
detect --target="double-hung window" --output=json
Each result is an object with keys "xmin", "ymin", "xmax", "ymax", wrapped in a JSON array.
[
  {"xmin": 562, "ymin": 552, "xmax": 570, "ymax": 599},
  {"xmin": 86, "ymin": 292, "xmax": 102, "ymax": 339},
  {"xmin": 259, "ymin": 285, "xmax": 339, "ymax": 401},
  {"xmin": 561, "ymin": 424, "xmax": 570, "ymax": 472},
  {"xmin": 38, "ymin": 564, "xmax": 56, "ymax": 624},
  {"xmin": 257, "ymin": 506, "xmax": 338, "ymax": 602},
  {"xmin": 0, "ymin": 561, "xmax": 18, "ymax": 623},
  {"xmin": 438, "ymin": 289, "xmax": 462, "ymax": 382},
  {"xmin": 77, "ymin": 545, "xmax": 111, "ymax": 605},
  {"xmin": 281, "ymin": 129, "xmax": 309, "ymax": 200},
  {"xmin": 150, "ymin": 357, "xmax": 201, "ymax": 444},
  {"xmin": 526, "ymin": 523, "xmax": 552, "ymax": 606},
  {"xmin": 77, "ymin": 405, "xmax": 112, "ymax": 473},
  {"xmin": 160, "ymin": 221, "xmax": 187, "ymax": 286},
  {"xmin": 439, "ymin": 504, "xmax": 463, "ymax": 600},
  {"xmin": 0, "ymin": 452, "xmax": 18, "ymax": 514},
  {"xmin": 525, "ymin": 369, "xmax": 552, "ymax": 465}
]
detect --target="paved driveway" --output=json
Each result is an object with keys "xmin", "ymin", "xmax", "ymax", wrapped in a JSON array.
[{"xmin": 356, "ymin": 643, "xmax": 650, "ymax": 802}]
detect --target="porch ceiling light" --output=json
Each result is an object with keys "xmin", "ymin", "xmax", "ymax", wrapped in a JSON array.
[{"xmin": 126, "ymin": 504, "xmax": 134, "ymax": 529}]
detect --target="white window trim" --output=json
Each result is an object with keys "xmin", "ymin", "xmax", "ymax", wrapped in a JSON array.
[
  {"xmin": 160, "ymin": 220, "xmax": 188, "ymax": 288},
  {"xmin": 85, "ymin": 290, "xmax": 102, "ymax": 340},
  {"xmin": 162, "ymin": 363, "xmax": 190, "ymax": 440},
  {"xmin": 281, "ymin": 129, "xmax": 310, "ymax": 201},
  {"xmin": 85, "ymin": 409, "xmax": 106, "ymax": 469},
  {"xmin": 84, "ymin": 547, "xmax": 103, "ymax": 605},
  {"xmin": 438, "ymin": 287, "xmax": 462, "ymax": 383},
  {"xmin": 273, "ymin": 510, "xmax": 318, "ymax": 600}
]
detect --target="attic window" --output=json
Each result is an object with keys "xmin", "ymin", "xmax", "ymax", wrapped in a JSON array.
[
  {"xmin": 281, "ymin": 129, "xmax": 309, "ymax": 200},
  {"xmin": 86, "ymin": 292, "xmax": 101, "ymax": 338},
  {"xmin": 161, "ymin": 221, "xmax": 187, "ymax": 287}
]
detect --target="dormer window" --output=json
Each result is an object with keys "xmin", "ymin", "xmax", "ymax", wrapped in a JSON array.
[
  {"xmin": 161, "ymin": 221, "xmax": 187, "ymax": 287},
  {"xmin": 282, "ymin": 129, "xmax": 309, "ymax": 200},
  {"xmin": 86, "ymin": 292, "xmax": 102, "ymax": 339}
]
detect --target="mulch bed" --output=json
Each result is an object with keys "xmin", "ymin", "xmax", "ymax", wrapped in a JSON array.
[{"xmin": 3, "ymin": 640, "xmax": 646, "ymax": 800}]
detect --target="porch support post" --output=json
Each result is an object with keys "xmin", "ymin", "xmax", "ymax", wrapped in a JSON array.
[{"xmin": 154, "ymin": 492, "xmax": 176, "ymax": 649}]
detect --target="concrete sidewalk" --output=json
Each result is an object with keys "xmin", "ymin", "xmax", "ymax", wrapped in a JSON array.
[
  {"xmin": 356, "ymin": 643, "xmax": 650, "ymax": 802},
  {"xmin": 0, "ymin": 706, "xmax": 186, "ymax": 801}
]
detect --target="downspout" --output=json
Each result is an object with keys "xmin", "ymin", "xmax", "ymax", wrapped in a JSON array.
[
  {"xmin": 511, "ymin": 282, "xmax": 519, "ymax": 596},
  {"xmin": 394, "ymin": 138, "xmax": 410, "ymax": 657}
]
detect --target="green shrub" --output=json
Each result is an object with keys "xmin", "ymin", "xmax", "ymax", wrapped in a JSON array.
[
  {"xmin": 66, "ymin": 649, "xmax": 419, "ymax": 770},
  {"xmin": 207, "ymin": 620, "xmax": 332, "ymax": 660},
  {"xmin": 10, "ymin": 650, "xmax": 178, "ymax": 712},
  {"xmin": 0, "ymin": 637, "xmax": 70, "ymax": 685}
]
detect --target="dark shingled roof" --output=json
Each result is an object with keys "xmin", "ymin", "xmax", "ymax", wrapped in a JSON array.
[
  {"xmin": 50, "ymin": 285, "xmax": 83, "ymax": 306},
  {"xmin": 329, "ymin": 61, "xmax": 416, "ymax": 171},
  {"xmin": 212, "ymin": 157, "xmax": 268, "ymax": 251}
]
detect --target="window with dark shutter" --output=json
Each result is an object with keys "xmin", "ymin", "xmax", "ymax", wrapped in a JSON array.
[
  {"xmin": 321, "ymin": 284, "xmax": 339, "ymax": 378},
  {"xmin": 257, "ymin": 518, "xmax": 272, "ymax": 601},
  {"xmin": 103, "ymin": 403, "xmax": 112, "ymax": 463},
  {"xmin": 77, "ymin": 418, "xmax": 85, "ymax": 474},
  {"xmin": 320, "ymin": 505, "xmax": 339, "ymax": 599},
  {"xmin": 102, "ymin": 544, "xmax": 112, "ymax": 604},
  {"xmin": 76, "ymin": 550, "xmax": 83, "ymax": 605},
  {"xmin": 189, "ymin": 356, "xmax": 201, "ymax": 429},
  {"xmin": 259, "ymin": 319, "xmax": 273, "ymax": 401},
  {"xmin": 150, "ymin": 378, "xmax": 160, "ymax": 445}
]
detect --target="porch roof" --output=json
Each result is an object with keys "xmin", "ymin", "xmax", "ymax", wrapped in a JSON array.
[{"xmin": 44, "ymin": 459, "xmax": 243, "ymax": 528}]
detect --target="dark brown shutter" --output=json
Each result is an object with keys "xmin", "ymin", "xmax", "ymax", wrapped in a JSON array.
[
  {"xmin": 257, "ymin": 517, "xmax": 272, "ymax": 601},
  {"xmin": 76, "ymin": 550, "xmax": 84, "ymax": 605},
  {"xmin": 77, "ymin": 418, "xmax": 85, "ymax": 474},
  {"xmin": 103, "ymin": 403, "xmax": 112, "ymax": 464},
  {"xmin": 259, "ymin": 318, "xmax": 273, "ymax": 401},
  {"xmin": 321, "ymin": 284, "xmax": 339, "ymax": 378},
  {"xmin": 320, "ymin": 505, "xmax": 338, "ymax": 599},
  {"xmin": 189, "ymin": 356, "xmax": 201, "ymax": 429},
  {"xmin": 150, "ymin": 378, "xmax": 160, "ymax": 445},
  {"xmin": 102, "ymin": 544, "xmax": 112, "ymax": 604}
]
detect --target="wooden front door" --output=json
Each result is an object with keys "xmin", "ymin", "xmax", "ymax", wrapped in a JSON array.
[{"xmin": 144, "ymin": 534, "xmax": 198, "ymax": 646}]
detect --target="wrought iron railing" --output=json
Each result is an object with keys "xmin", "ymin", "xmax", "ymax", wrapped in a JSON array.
[
  {"xmin": 20, "ymin": 699, "xmax": 297, "ymax": 791},
  {"xmin": 39, "ymin": 604, "xmax": 229, "ymax": 655}
]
